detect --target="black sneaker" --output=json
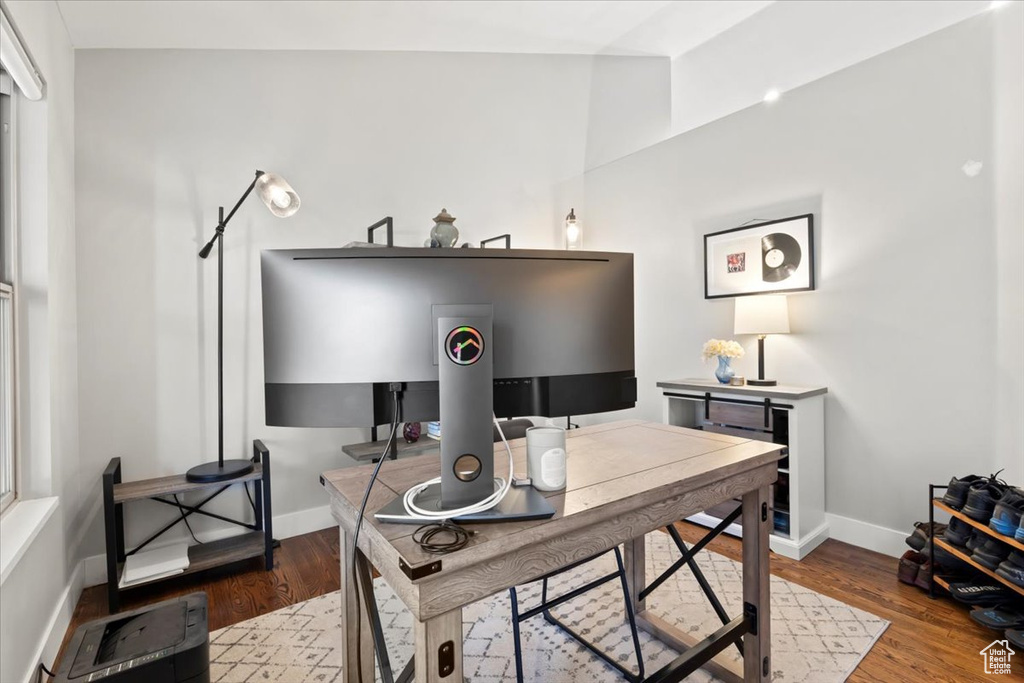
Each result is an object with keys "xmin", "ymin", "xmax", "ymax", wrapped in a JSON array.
[
  {"xmin": 1006, "ymin": 549, "xmax": 1024, "ymax": 569},
  {"xmin": 972, "ymin": 536, "xmax": 1011, "ymax": 570},
  {"xmin": 921, "ymin": 538, "xmax": 964, "ymax": 568},
  {"xmin": 990, "ymin": 488, "xmax": 1024, "ymax": 536},
  {"xmin": 942, "ymin": 474, "xmax": 985, "ymax": 509},
  {"xmin": 943, "ymin": 517, "xmax": 971, "ymax": 548},
  {"xmin": 963, "ymin": 482, "xmax": 1008, "ymax": 523},
  {"xmin": 905, "ymin": 521, "xmax": 946, "ymax": 551},
  {"xmin": 966, "ymin": 529, "xmax": 985, "ymax": 552},
  {"xmin": 996, "ymin": 559, "xmax": 1024, "ymax": 587}
]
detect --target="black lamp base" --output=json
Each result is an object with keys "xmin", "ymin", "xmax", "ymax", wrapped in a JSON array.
[
  {"xmin": 186, "ymin": 459, "xmax": 254, "ymax": 483},
  {"xmin": 747, "ymin": 378, "xmax": 778, "ymax": 387}
]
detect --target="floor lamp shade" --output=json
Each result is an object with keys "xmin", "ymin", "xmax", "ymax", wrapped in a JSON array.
[
  {"xmin": 734, "ymin": 295, "xmax": 789, "ymax": 386},
  {"xmin": 256, "ymin": 173, "xmax": 301, "ymax": 217}
]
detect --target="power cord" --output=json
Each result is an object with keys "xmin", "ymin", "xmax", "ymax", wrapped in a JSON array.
[
  {"xmin": 38, "ymin": 662, "xmax": 55, "ymax": 681},
  {"xmin": 351, "ymin": 387, "xmax": 401, "ymax": 683},
  {"xmin": 400, "ymin": 414, "xmax": 514, "ymax": 520},
  {"xmin": 172, "ymin": 494, "xmax": 203, "ymax": 545},
  {"xmin": 413, "ymin": 520, "xmax": 474, "ymax": 554}
]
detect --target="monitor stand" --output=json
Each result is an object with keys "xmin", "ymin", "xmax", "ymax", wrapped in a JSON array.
[
  {"xmin": 374, "ymin": 306, "xmax": 556, "ymax": 526},
  {"xmin": 374, "ymin": 480, "xmax": 555, "ymax": 524}
]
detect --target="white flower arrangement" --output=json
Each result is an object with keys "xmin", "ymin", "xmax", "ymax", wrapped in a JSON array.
[{"xmin": 701, "ymin": 339, "xmax": 745, "ymax": 361}]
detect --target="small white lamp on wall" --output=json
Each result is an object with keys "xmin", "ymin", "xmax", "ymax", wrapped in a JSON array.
[
  {"xmin": 734, "ymin": 295, "xmax": 790, "ymax": 386},
  {"xmin": 565, "ymin": 208, "xmax": 582, "ymax": 250}
]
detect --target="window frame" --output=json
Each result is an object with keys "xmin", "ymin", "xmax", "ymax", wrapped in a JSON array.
[{"xmin": 0, "ymin": 69, "xmax": 19, "ymax": 515}]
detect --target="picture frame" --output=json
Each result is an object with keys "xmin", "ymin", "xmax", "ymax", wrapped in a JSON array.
[{"xmin": 704, "ymin": 214, "xmax": 815, "ymax": 299}]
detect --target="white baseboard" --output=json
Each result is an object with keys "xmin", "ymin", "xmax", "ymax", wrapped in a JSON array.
[
  {"xmin": 25, "ymin": 560, "xmax": 84, "ymax": 683},
  {"xmin": 81, "ymin": 504, "xmax": 335, "ymax": 587},
  {"xmin": 826, "ymin": 512, "xmax": 907, "ymax": 558},
  {"xmin": 272, "ymin": 503, "xmax": 335, "ymax": 541},
  {"xmin": 769, "ymin": 521, "xmax": 831, "ymax": 560}
]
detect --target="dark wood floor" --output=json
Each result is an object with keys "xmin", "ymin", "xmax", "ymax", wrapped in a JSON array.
[{"xmin": 65, "ymin": 524, "xmax": 1015, "ymax": 681}]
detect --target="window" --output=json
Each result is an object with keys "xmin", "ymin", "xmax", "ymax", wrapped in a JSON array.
[{"xmin": 0, "ymin": 69, "xmax": 15, "ymax": 513}]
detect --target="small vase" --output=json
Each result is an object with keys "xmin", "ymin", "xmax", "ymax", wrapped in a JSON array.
[
  {"xmin": 715, "ymin": 356, "xmax": 735, "ymax": 384},
  {"xmin": 429, "ymin": 208, "xmax": 459, "ymax": 248},
  {"xmin": 403, "ymin": 422, "xmax": 421, "ymax": 443}
]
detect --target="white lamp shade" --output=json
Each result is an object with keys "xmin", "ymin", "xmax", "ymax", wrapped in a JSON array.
[
  {"xmin": 256, "ymin": 173, "xmax": 301, "ymax": 218},
  {"xmin": 734, "ymin": 295, "xmax": 790, "ymax": 335}
]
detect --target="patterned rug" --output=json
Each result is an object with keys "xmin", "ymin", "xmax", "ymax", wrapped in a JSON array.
[{"xmin": 209, "ymin": 532, "xmax": 888, "ymax": 682}]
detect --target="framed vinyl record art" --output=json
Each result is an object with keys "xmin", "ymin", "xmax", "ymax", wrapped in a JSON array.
[{"xmin": 704, "ymin": 214, "xmax": 815, "ymax": 299}]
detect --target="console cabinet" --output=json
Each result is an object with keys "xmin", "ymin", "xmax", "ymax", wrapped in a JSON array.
[{"xmin": 657, "ymin": 379, "xmax": 828, "ymax": 560}]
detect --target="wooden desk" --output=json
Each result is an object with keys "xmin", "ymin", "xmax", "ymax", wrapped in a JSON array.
[{"xmin": 321, "ymin": 420, "xmax": 782, "ymax": 683}]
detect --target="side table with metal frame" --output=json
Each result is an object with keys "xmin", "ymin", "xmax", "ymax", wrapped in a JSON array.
[{"xmin": 101, "ymin": 439, "xmax": 274, "ymax": 613}]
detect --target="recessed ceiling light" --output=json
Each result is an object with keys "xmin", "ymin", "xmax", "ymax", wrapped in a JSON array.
[
  {"xmin": 763, "ymin": 89, "xmax": 781, "ymax": 103},
  {"xmin": 990, "ymin": 1, "xmax": 1011, "ymax": 9}
]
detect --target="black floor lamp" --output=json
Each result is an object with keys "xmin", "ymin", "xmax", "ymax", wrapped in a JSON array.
[{"xmin": 186, "ymin": 170, "xmax": 301, "ymax": 483}]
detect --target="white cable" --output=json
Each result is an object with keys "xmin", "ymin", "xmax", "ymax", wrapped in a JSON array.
[{"xmin": 402, "ymin": 414, "xmax": 514, "ymax": 520}]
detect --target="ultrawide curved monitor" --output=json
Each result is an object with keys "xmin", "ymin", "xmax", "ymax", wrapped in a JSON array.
[{"xmin": 260, "ymin": 247, "xmax": 635, "ymax": 427}]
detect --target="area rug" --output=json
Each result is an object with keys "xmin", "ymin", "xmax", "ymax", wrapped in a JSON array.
[{"xmin": 209, "ymin": 532, "xmax": 888, "ymax": 682}]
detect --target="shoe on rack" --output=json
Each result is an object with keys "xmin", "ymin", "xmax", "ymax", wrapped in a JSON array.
[
  {"xmin": 920, "ymin": 538, "xmax": 963, "ymax": 568},
  {"xmin": 990, "ymin": 488, "xmax": 1024, "ymax": 537},
  {"xmin": 1006, "ymin": 549, "xmax": 1024, "ymax": 569},
  {"xmin": 914, "ymin": 559, "xmax": 941, "ymax": 591},
  {"xmin": 943, "ymin": 517, "xmax": 971, "ymax": 548},
  {"xmin": 972, "ymin": 536, "xmax": 1011, "ymax": 571},
  {"xmin": 948, "ymin": 580, "xmax": 1016, "ymax": 605},
  {"xmin": 1006, "ymin": 629, "xmax": 1024, "ymax": 651},
  {"xmin": 942, "ymin": 474, "xmax": 986, "ymax": 510},
  {"xmin": 970, "ymin": 604, "xmax": 1024, "ymax": 631},
  {"xmin": 966, "ymin": 529, "xmax": 985, "ymax": 552},
  {"xmin": 963, "ymin": 481, "xmax": 1008, "ymax": 523},
  {"xmin": 996, "ymin": 559, "xmax": 1024, "ymax": 588},
  {"xmin": 905, "ymin": 521, "xmax": 947, "ymax": 551},
  {"xmin": 898, "ymin": 550, "xmax": 926, "ymax": 585},
  {"xmin": 1016, "ymin": 517, "xmax": 1024, "ymax": 542}
]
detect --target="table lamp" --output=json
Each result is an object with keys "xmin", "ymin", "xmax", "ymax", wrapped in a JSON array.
[
  {"xmin": 734, "ymin": 295, "xmax": 789, "ymax": 387},
  {"xmin": 187, "ymin": 170, "xmax": 300, "ymax": 483}
]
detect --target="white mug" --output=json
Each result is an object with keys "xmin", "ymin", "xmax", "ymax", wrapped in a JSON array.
[{"xmin": 526, "ymin": 426, "xmax": 567, "ymax": 491}]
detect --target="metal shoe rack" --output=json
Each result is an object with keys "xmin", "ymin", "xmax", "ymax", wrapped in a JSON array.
[{"xmin": 927, "ymin": 483, "xmax": 1024, "ymax": 599}]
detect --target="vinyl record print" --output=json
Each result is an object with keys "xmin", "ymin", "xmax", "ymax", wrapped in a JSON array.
[
  {"xmin": 761, "ymin": 232, "xmax": 802, "ymax": 283},
  {"xmin": 704, "ymin": 214, "xmax": 815, "ymax": 298}
]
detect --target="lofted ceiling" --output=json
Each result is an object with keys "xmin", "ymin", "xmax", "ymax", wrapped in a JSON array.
[{"xmin": 54, "ymin": 0, "xmax": 774, "ymax": 57}]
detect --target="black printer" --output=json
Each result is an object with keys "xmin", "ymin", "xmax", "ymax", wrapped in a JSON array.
[{"xmin": 55, "ymin": 592, "xmax": 209, "ymax": 683}]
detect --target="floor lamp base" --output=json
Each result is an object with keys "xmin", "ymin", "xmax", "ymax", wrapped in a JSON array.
[{"xmin": 186, "ymin": 459, "xmax": 255, "ymax": 483}]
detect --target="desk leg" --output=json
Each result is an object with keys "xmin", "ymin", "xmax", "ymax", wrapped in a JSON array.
[
  {"xmin": 742, "ymin": 486, "xmax": 771, "ymax": 682},
  {"xmin": 340, "ymin": 527, "xmax": 374, "ymax": 683},
  {"xmin": 414, "ymin": 609, "xmax": 463, "ymax": 683},
  {"xmin": 623, "ymin": 535, "xmax": 646, "ymax": 615}
]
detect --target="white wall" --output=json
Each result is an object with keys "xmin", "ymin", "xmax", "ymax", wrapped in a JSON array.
[
  {"xmin": 0, "ymin": 502, "xmax": 68, "ymax": 682},
  {"xmin": 994, "ymin": 3, "xmax": 1024, "ymax": 484},
  {"xmin": 73, "ymin": 49, "xmax": 669, "ymax": 559},
  {"xmin": 670, "ymin": 0, "xmax": 988, "ymax": 136},
  {"xmin": 0, "ymin": 0, "xmax": 80, "ymax": 681},
  {"xmin": 584, "ymin": 55, "xmax": 670, "ymax": 170},
  {"xmin": 584, "ymin": 9, "xmax": 1023, "ymax": 548}
]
